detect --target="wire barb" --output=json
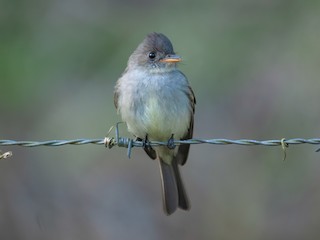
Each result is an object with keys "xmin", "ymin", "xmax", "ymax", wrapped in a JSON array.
[
  {"xmin": 0, "ymin": 150, "xmax": 12, "ymax": 159},
  {"xmin": 104, "ymin": 125, "xmax": 116, "ymax": 149},
  {"xmin": 104, "ymin": 122, "xmax": 135, "ymax": 158},
  {"xmin": 281, "ymin": 138, "xmax": 289, "ymax": 161}
]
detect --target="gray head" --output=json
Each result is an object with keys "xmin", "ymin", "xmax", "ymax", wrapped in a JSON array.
[{"xmin": 128, "ymin": 32, "xmax": 181, "ymax": 71}]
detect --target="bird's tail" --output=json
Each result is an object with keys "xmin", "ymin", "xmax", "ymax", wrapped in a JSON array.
[
  {"xmin": 159, "ymin": 158, "xmax": 190, "ymax": 215},
  {"xmin": 172, "ymin": 159, "xmax": 190, "ymax": 210}
]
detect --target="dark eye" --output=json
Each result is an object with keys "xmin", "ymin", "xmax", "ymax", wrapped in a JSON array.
[{"xmin": 148, "ymin": 51, "xmax": 156, "ymax": 59}]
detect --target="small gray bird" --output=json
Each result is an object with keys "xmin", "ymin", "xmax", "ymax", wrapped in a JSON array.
[{"xmin": 114, "ymin": 32, "xmax": 196, "ymax": 215}]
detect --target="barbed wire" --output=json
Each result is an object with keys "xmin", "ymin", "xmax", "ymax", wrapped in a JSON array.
[
  {"xmin": 1, "ymin": 137, "xmax": 320, "ymax": 160},
  {"xmin": 2, "ymin": 124, "xmax": 319, "ymax": 151},
  {"xmin": 1, "ymin": 122, "xmax": 320, "ymax": 159},
  {"xmin": 1, "ymin": 138, "xmax": 320, "ymax": 148}
]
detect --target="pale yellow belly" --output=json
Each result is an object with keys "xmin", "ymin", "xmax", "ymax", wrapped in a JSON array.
[{"xmin": 142, "ymin": 96, "xmax": 190, "ymax": 141}]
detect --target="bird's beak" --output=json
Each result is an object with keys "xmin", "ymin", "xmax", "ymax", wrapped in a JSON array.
[{"xmin": 160, "ymin": 54, "xmax": 182, "ymax": 63}]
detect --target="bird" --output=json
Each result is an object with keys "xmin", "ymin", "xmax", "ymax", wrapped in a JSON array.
[{"xmin": 114, "ymin": 32, "xmax": 196, "ymax": 215}]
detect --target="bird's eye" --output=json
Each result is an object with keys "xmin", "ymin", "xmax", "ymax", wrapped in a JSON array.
[{"xmin": 148, "ymin": 52, "xmax": 156, "ymax": 59}]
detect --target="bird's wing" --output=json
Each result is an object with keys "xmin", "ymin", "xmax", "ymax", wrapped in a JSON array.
[{"xmin": 176, "ymin": 86, "xmax": 196, "ymax": 166}]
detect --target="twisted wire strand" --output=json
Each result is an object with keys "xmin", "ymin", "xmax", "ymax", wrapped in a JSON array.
[
  {"xmin": 0, "ymin": 139, "xmax": 104, "ymax": 147},
  {"xmin": 1, "ymin": 138, "xmax": 320, "ymax": 147}
]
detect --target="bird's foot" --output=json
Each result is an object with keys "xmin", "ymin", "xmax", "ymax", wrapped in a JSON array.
[
  {"xmin": 167, "ymin": 134, "xmax": 176, "ymax": 150},
  {"xmin": 140, "ymin": 135, "xmax": 151, "ymax": 149},
  {"xmin": 138, "ymin": 135, "xmax": 157, "ymax": 159},
  {"xmin": 139, "ymin": 135, "xmax": 153, "ymax": 152}
]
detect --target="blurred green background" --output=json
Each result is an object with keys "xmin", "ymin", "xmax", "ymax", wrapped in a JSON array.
[{"xmin": 1, "ymin": 0, "xmax": 320, "ymax": 239}]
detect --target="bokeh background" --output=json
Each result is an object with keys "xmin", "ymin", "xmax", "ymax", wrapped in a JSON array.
[{"xmin": 1, "ymin": 0, "xmax": 320, "ymax": 239}]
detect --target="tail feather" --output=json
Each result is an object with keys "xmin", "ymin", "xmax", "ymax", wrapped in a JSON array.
[
  {"xmin": 159, "ymin": 159, "xmax": 178, "ymax": 215},
  {"xmin": 172, "ymin": 160, "xmax": 190, "ymax": 210},
  {"xmin": 159, "ymin": 157, "xmax": 190, "ymax": 215}
]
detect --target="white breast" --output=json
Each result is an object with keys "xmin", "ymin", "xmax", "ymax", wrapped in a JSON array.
[{"xmin": 117, "ymin": 68, "xmax": 192, "ymax": 141}]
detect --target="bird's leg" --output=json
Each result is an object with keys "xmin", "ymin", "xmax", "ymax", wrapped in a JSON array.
[
  {"xmin": 138, "ymin": 134, "xmax": 157, "ymax": 159},
  {"xmin": 140, "ymin": 134, "xmax": 151, "ymax": 149},
  {"xmin": 138, "ymin": 135, "xmax": 153, "ymax": 153},
  {"xmin": 167, "ymin": 134, "xmax": 176, "ymax": 150}
]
